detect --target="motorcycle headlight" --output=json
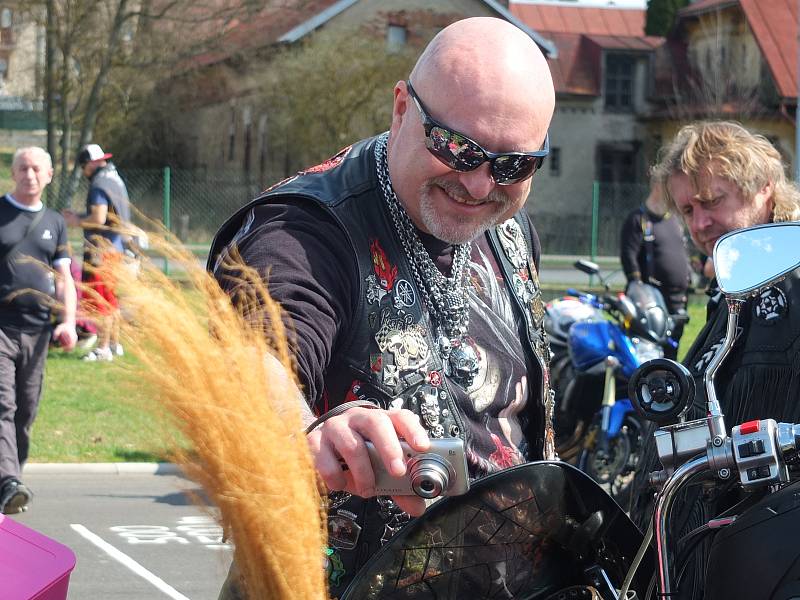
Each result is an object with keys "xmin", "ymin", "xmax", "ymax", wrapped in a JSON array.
[{"xmin": 631, "ymin": 337, "xmax": 663, "ymax": 363}]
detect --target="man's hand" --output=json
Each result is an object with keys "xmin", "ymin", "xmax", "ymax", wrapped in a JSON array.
[
  {"xmin": 307, "ymin": 407, "xmax": 430, "ymax": 516},
  {"xmin": 52, "ymin": 322, "xmax": 78, "ymax": 351}
]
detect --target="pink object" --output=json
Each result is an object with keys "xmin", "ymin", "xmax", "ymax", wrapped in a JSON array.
[{"xmin": 0, "ymin": 514, "xmax": 76, "ymax": 600}]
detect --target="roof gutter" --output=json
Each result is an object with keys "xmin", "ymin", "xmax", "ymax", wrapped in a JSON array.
[
  {"xmin": 678, "ymin": 1, "xmax": 738, "ymax": 19},
  {"xmin": 480, "ymin": 0, "xmax": 558, "ymax": 58},
  {"xmin": 278, "ymin": 0, "xmax": 360, "ymax": 43}
]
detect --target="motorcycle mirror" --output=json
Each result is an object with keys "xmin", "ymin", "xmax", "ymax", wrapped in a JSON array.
[
  {"xmin": 628, "ymin": 358, "xmax": 695, "ymax": 425},
  {"xmin": 574, "ymin": 259, "xmax": 600, "ymax": 276},
  {"xmin": 714, "ymin": 222, "xmax": 800, "ymax": 298}
]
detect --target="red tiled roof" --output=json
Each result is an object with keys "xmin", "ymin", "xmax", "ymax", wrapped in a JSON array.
[
  {"xmin": 510, "ymin": 3, "xmax": 663, "ymax": 96},
  {"xmin": 543, "ymin": 32, "xmax": 599, "ymax": 96},
  {"xmin": 510, "ymin": 3, "xmax": 647, "ymax": 36},
  {"xmin": 190, "ymin": 0, "xmax": 340, "ymax": 67},
  {"xmin": 584, "ymin": 34, "xmax": 663, "ymax": 51},
  {"xmin": 740, "ymin": 0, "xmax": 797, "ymax": 99}
]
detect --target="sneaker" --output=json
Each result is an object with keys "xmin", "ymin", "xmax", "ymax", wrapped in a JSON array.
[
  {"xmin": 76, "ymin": 333, "xmax": 98, "ymax": 350},
  {"xmin": 0, "ymin": 478, "xmax": 32, "ymax": 514},
  {"xmin": 82, "ymin": 347, "xmax": 113, "ymax": 362},
  {"xmin": 113, "ymin": 343, "xmax": 124, "ymax": 357}
]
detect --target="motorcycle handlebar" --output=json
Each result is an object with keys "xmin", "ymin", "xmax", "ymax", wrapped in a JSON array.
[{"xmin": 776, "ymin": 422, "xmax": 800, "ymax": 456}]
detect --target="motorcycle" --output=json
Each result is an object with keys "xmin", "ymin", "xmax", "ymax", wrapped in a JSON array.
[
  {"xmin": 546, "ymin": 260, "xmax": 674, "ymax": 499},
  {"xmin": 619, "ymin": 221, "xmax": 800, "ymax": 599},
  {"xmin": 341, "ymin": 222, "xmax": 800, "ymax": 599}
]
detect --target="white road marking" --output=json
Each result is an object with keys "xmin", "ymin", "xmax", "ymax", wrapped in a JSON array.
[{"xmin": 70, "ymin": 524, "xmax": 191, "ymax": 600}]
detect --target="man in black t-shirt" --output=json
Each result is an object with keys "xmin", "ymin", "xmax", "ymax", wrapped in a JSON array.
[{"xmin": 0, "ymin": 147, "xmax": 77, "ymax": 514}]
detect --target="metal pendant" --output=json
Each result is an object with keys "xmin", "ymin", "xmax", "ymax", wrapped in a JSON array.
[{"xmin": 444, "ymin": 340, "xmax": 480, "ymax": 389}]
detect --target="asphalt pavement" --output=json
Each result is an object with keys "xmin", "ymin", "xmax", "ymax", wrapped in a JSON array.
[{"xmin": 10, "ymin": 464, "xmax": 233, "ymax": 600}]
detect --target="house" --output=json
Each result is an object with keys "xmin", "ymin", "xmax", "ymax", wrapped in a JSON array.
[
  {"xmin": 167, "ymin": 0, "xmax": 556, "ymax": 186},
  {"xmin": 648, "ymin": 0, "xmax": 798, "ymax": 173},
  {"xmin": 0, "ymin": 3, "xmax": 46, "ymax": 148},
  {"xmin": 510, "ymin": 0, "xmax": 664, "ymax": 254}
]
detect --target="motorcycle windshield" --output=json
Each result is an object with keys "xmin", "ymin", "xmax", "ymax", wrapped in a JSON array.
[
  {"xmin": 625, "ymin": 281, "xmax": 669, "ymax": 342},
  {"xmin": 342, "ymin": 461, "xmax": 651, "ymax": 600}
]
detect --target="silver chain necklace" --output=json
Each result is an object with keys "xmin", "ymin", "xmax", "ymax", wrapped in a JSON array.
[{"xmin": 374, "ymin": 133, "xmax": 480, "ymax": 388}]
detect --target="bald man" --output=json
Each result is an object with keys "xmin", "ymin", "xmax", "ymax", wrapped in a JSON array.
[{"xmin": 210, "ymin": 17, "xmax": 555, "ymax": 596}]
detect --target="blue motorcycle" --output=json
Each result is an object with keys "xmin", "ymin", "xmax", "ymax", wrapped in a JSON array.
[{"xmin": 546, "ymin": 260, "xmax": 675, "ymax": 501}]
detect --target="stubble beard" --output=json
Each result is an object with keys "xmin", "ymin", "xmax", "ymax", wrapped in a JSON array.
[{"xmin": 418, "ymin": 178, "xmax": 512, "ymax": 245}]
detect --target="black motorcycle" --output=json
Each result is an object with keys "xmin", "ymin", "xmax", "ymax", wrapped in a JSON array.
[{"xmin": 341, "ymin": 222, "xmax": 800, "ymax": 600}]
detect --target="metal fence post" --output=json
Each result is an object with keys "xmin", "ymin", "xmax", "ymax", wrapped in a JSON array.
[
  {"xmin": 591, "ymin": 180, "xmax": 599, "ymax": 260},
  {"xmin": 163, "ymin": 166, "xmax": 171, "ymax": 275},
  {"xmin": 591, "ymin": 181, "xmax": 599, "ymax": 286}
]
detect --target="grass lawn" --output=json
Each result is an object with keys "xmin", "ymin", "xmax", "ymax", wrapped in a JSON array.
[
  {"xmin": 30, "ymin": 350, "xmax": 177, "ymax": 463},
  {"xmin": 678, "ymin": 293, "xmax": 707, "ymax": 362}
]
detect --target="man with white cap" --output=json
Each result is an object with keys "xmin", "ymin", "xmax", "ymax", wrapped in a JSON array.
[{"xmin": 64, "ymin": 143, "xmax": 131, "ymax": 361}]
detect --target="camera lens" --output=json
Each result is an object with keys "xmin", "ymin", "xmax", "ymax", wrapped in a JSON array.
[{"xmin": 409, "ymin": 455, "xmax": 452, "ymax": 499}]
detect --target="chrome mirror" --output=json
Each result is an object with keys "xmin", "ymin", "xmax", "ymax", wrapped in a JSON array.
[{"xmin": 714, "ymin": 223, "xmax": 800, "ymax": 298}]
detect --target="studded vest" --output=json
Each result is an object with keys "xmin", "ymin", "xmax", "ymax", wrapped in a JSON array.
[{"xmin": 209, "ymin": 135, "xmax": 555, "ymax": 459}]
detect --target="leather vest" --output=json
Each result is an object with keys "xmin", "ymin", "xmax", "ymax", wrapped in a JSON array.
[{"xmin": 209, "ymin": 135, "xmax": 556, "ymax": 459}]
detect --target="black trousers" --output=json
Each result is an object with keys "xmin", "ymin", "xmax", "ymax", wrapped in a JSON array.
[{"xmin": 0, "ymin": 325, "xmax": 50, "ymax": 482}]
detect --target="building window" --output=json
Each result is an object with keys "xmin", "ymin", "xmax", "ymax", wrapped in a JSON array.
[
  {"xmin": 0, "ymin": 9, "xmax": 11, "ymax": 29},
  {"xmin": 598, "ymin": 146, "xmax": 636, "ymax": 184},
  {"xmin": 386, "ymin": 25, "xmax": 407, "ymax": 53},
  {"xmin": 549, "ymin": 147, "xmax": 561, "ymax": 177},
  {"xmin": 604, "ymin": 54, "xmax": 635, "ymax": 111}
]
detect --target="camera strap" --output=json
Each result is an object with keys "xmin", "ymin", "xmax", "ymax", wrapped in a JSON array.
[{"xmin": 304, "ymin": 400, "xmax": 380, "ymax": 435}]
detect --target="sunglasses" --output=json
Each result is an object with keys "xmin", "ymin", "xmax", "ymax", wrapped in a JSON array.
[{"xmin": 406, "ymin": 81, "xmax": 549, "ymax": 185}]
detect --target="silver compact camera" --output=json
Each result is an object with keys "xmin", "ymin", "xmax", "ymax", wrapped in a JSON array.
[{"xmin": 365, "ymin": 437, "xmax": 470, "ymax": 499}]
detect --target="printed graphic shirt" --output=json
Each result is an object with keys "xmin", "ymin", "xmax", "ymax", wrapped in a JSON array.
[
  {"xmin": 0, "ymin": 194, "xmax": 71, "ymax": 330},
  {"xmin": 225, "ymin": 199, "xmax": 542, "ymax": 475}
]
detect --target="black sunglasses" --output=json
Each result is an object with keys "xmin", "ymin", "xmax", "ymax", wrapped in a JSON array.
[{"xmin": 406, "ymin": 81, "xmax": 549, "ymax": 185}]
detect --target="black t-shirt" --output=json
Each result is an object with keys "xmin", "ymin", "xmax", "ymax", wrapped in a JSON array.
[
  {"xmin": 0, "ymin": 195, "xmax": 71, "ymax": 329},
  {"xmin": 223, "ymin": 199, "xmax": 543, "ymax": 474}
]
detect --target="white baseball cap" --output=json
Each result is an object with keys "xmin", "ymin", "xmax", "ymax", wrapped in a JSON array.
[{"xmin": 77, "ymin": 143, "xmax": 113, "ymax": 166}]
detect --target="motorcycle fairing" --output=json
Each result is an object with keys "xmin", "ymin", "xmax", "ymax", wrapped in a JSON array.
[
  {"xmin": 569, "ymin": 320, "xmax": 638, "ymax": 377},
  {"xmin": 341, "ymin": 461, "xmax": 652, "ymax": 599},
  {"xmin": 608, "ymin": 399, "xmax": 634, "ymax": 438}
]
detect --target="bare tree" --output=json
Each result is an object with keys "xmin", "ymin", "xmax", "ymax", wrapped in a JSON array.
[
  {"xmin": 667, "ymin": 9, "xmax": 762, "ymax": 121},
  {"xmin": 261, "ymin": 26, "xmax": 419, "ymax": 173},
  {"xmin": 22, "ymin": 0, "xmax": 296, "ymax": 204}
]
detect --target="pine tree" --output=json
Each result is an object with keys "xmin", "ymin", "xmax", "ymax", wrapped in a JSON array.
[{"xmin": 645, "ymin": 0, "xmax": 690, "ymax": 36}]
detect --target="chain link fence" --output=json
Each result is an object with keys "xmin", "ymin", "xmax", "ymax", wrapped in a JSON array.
[
  {"xmin": 48, "ymin": 168, "xmax": 264, "ymax": 247},
  {"xmin": 534, "ymin": 181, "xmax": 650, "ymax": 257},
  {"xmin": 47, "ymin": 169, "xmax": 652, "ymax": 259}
]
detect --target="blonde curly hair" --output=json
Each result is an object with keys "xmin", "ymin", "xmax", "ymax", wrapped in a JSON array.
[{"xmin": 653, "ymin": 121, "xmax": 800, "ymax": 223}]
